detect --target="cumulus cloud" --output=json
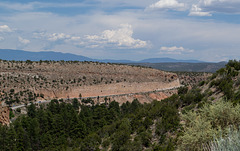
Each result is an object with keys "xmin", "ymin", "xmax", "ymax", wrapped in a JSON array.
[
  {"xmin": 147, "ymin": 0, "xmax": 240, "ymax": 16},
  {"xmin": 189, "ymin": 5, "xmax": 212, "ymax": 16},
  {"xmin": 0, "ymin": 25, "xmax": 12, "ymax": 32},
  {"xmin": 69, "ymin": 36, "xmax": 81, "ymax": 41},
  {"xmin": 18, "ymin": 37, "xmax": 30, "ymax": 44},
  {"xmin": 34, "ymin": 32, "xmax": 80, "ymax": 42},
  {"xmin": 84, "ymin": 24, "xmax": 148, "ymax": 49},
  {"xmin": 48, "ymin": 33, "xmax": 71, "ymax": 41},
  {"xmin": 159, "ymin": 46, "xmax": 194, "ymax": 54},
  {"xmin": 148, "ymin": 0, "xmax": 185, "ymax": 11},
  {"xmin": 200, "ymin": 0, "xmax": 228, "ymax": 6},
  {"xmin": 33, "ymin": 32, "xmax": 82, "ymax": 50}
]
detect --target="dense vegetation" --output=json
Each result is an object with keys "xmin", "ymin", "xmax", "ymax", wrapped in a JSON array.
[
  {"xmin": 1, "ymin": 60, "xmax": 240, "ymax": 151},
  {"xmin": 0, "ymin": 97, "xmax": 180, "ymax": 151}
]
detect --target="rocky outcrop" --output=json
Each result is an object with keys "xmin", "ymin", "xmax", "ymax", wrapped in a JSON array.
[{"xmin": 0, "ymin": 104, "xmax": 10, "ymax": 126}]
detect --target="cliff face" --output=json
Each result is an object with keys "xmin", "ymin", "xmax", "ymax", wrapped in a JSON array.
[{"xmin": 0, "ymin": 105, "xmax": 10, "ymax": 126}]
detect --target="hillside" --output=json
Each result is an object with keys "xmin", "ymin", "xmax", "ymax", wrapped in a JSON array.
[
  {"xmin": 176, "ymin": 72, "xmax": 212, "ymax": 87},
  {"xmin": 0, "ymin": 60, "xmax": 180, "ymax": 107},
  {"xmin": 0, "ymin": 60, "xmax": 240, "ymax": 151},
  {"xmin": 128, "ymin": 62, "xmax": 226, "ymax": 72},
  {"xmin": 175, "ymin": 60, "xmax": 240, "ymax": 150},
  {"xmin": 200, "ymin": 60, "xmax": 240, "ymax": 102}
]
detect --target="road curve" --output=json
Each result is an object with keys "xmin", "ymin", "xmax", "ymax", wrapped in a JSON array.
[{"xmin": 10, "ymin": 85, "xmax": 182, "ymax": 110}]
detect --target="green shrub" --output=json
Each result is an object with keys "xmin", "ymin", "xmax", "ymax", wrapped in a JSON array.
[
  {"xmin": 209, "ymin": 80, "xmax": 216, "ymax": 88},
  {"xmin": 9, "ymin": 110, "xmax": 15, "ymax": 119},
  {"xmin": 182, "ymin": 104, "xmax": 195, "ymax": 114},
  {"xmin": 178, "ymin": 86, "xmax": 188, "ymax": 95},
  {"xmin": 102, "ymin": 139, "xmax": 110, "ymax": 148},
  {"xmin": 207, "ymin": 127, "xmax": 240, "ymax": 151},
  {"xmin": 178, "ymin": 100, "xmax": 240, "ymax": 151},
  {"xmin": 16, "ymin": 108, "xmax": 21, "ymax": 113},
  {"xmin": 210, "ymin": 73, "xmax": 217, "ymax": 80},
  {"xmin": 10, "ymin": 89, "xmax": 15, "ymax": 93},
  {"xmin": 199, "ymin": 81, "xmax": 205, "ymax": 86},
  {"xmin": 181, "ymin": 88, "xmax": 204, "ymax": 105},
  {"xmin": 216, "ymin": 68, "xmax": 226, "ymax": 76},
  {"xmin": 226, "ymin": 60, "xmax": 240, "ymax": 71},
  {"xmin": 207, "ymin": 90, "xmax": 213, "ymax": 96}
]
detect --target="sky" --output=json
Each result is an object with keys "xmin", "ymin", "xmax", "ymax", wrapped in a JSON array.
[{"xmin": 0, "ymin": 0, "xmax": 240, "ymax": 62}]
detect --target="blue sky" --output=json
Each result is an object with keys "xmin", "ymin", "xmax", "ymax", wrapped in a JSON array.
[{"xmin": 0, "ymin": 0, "xmax": 240, "ymax": 62}]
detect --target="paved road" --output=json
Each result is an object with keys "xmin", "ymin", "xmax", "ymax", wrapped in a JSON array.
[
  {"xmin": 10, "ymin": 85, "xmax": 182, "ymax": 110},
  {"xmin": 11, "ymin": 100, "xmax": 51, "ymax": 110}
]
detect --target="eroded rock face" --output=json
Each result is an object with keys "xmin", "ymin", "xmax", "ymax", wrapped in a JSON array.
[{"xmin": 0, "ymin": 104, "xmax": 10, "ymax": 126}]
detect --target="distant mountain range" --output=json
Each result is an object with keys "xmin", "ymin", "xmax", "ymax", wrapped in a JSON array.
[
  {"xmin": 0, "ymin": 49, "xmax": 227, "ymax": 72},
  {"xmin": 0, "ymin": 49, "xmax": 93, "ymax": 62},
  {"xmin": 128, "ymin": 62, "xmax": 226, "ymax": 73},
  {"xmin": 0, "ymin": 49, "xmax": 204, "ymax": 63},
  {"xmin": 140, "ymin": 58, "xmax": 204, "ymax": 63}
]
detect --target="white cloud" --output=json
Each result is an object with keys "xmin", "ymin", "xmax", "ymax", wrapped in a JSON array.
[
  {"xmin": 48, "ymin": 33, "xmax": 71, "ymax": 41},
  {"xmin": 159, "ymin": 46, "xmax": 194, "ymax": 54},
  {"xmin": 69, "ymin": 36, "xmax": 81, "ymax": 41},
  {"xmin": 85, "ymin": 24, "xmax": 148, "ymax": 49},
  {"xmin": 85, "ymin": 35, "xmax": 100, "ymax": 41},
  {"xmin": 0, "ymin": 25, "xmax": 12, "ymax": 32},
  {"xmin": 18, "ymin": 37, "xmax": 30, "ymax": 44},
  {"xmin": 147, "ymin": 0, "xmax": 240, "ymax": 16},
  {"xmin": 148, "ymin": 0, "xmax": 185, "ymax": 10},
  {"xmin": 0, "ymin": 37, "xmax": 4, "ymax": 41},
  {"xmin": 201, "ymin": 0, "xmax": 214, "ymax": 6},
  {"xmin": 33, "ymin": 31, "xmax": 47, "ymax": 39},
  {"xmin": 34, "ymin": 32, "xmax": 80, "ymax": 42},
  {"xmin": 0, "ymin": 1, "xmax": 239, "ymax": 61},
  {"xmin": 33, "ymin": 32, "xmax": 82, "ymax": 50},
  {"xmin": 189, "ymin": 5, "xmax": 212, "ymax": 16},
  {"xmin": 200, "ymin": 0, "xmax": 229, "ymax": 6}
]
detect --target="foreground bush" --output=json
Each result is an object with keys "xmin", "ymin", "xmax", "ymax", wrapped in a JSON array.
[
  {"xmin": 206, "ymin": 127, "xmax": 240, "ymax": 151},
  {"xmin": 178, "ymin": 100, "xmax": 240, "ymax": 151}
]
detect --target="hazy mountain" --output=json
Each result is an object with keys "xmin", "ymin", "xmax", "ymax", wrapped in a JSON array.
[
  {"xmin": 139, "ymin": 58, "xmax": 203, "ymax": 63},
  {"xmin": 0, "ymin": 49, "xmax": 206, "ymax": 64},
  {"xmin": 99, "ymin": 59, "xmax": 135, "ymax": 63},
  {"xmin": 0, "ymin": 49, "xmax": 135, "ymax": 63},
  {"xmin": 0, "ymin": 49, "xmax": 226, "ymax": 72},
  {"xmin": 0, "ymin": 49, "xmax": 94, "ymax": 61}
]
